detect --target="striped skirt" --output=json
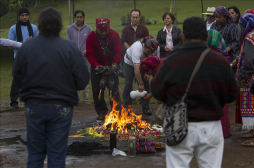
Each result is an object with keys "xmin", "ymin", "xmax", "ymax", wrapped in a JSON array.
[{"xmin": 239, "ymin": 86, "xmax": 254, "ymax": 130}]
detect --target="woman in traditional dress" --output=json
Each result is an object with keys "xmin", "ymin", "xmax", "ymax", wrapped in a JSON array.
[
  {"xmin": 211, "ymin": 6, "xmax": 240, "ymax": 62},
  {"xmin": 235, "ymin": 9, "xmax": 254, "ymax": 147},
  {"xmin": 207, "ymin": 29, "xmax": 231, "ymax": 138},
  {"xmin": 156, "ymin": 12, "xmax": 183, "ymax": 58}
]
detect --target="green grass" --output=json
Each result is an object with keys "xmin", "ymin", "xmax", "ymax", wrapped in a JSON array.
[{"xmin": 1, "ymin": 0, "xmax": 254, "ymax": 104}]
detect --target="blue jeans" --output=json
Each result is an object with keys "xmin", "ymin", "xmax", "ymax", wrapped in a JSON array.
[{"xmin": 25, "ymin": 102, "xmax": 73, "ymax": 168}]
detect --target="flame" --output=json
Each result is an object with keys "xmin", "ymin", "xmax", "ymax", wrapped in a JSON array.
[{"xmin": 98, "ymin": 99, "xmax": 151, "ymax": 134}]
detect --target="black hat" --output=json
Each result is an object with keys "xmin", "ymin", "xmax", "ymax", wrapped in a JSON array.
[{"xmin": 19, "ymin": 7, "xmax": 30, "ymax": 16}]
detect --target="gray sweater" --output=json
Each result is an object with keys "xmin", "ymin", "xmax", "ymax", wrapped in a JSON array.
[{"xmin": 67, "ymin": 22, "xmax": 92, "ymax": 54}]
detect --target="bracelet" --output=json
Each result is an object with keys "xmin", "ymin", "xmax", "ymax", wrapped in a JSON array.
[{"xmin": 139, "ymin": 82, "xmax": 144, "ymax": 85}]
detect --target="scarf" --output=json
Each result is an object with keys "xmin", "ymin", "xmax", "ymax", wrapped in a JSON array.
[
  {"xmin": 239, "ymin": 11, "xmax": 254, "ymax": 38},
  {"xmin": 207, "ymin": 29, "xmax": 230, "ymax": 61},
  {"xmin": 214, "ymin": 6, "xmax": 234, "ymax": 23},
  {"xmin": 207, "ymin": 29, "xmax": 227, "ymax": 53},
  {"xmin": 16, "ymin": 19, "xmax": 34, "ymax": 42},
  {"xmin": 140, "ymin": 35, "xmax": 159, "ymax": 51}
]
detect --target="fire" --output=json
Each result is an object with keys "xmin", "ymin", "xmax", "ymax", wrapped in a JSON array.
[{"xmin": 98, "ymin": 99, "xmax": 152, "ymax": 134}]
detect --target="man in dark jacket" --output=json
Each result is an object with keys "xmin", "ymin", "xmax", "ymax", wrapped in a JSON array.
[
  {"xmin": 13, "ymin": 7, "xmax": 89, "ymax": 167},
  {"xmin": 151, "ymin": 17, "xmax": 239, "ymax": 168}
]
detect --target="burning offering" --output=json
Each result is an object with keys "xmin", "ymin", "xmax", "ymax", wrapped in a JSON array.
[{"xmin": 76, "ymin": 99, "xmax": 163, "ymax": 141}]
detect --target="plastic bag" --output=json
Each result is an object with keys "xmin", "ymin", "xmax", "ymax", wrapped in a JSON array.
[{"xmin": 112, "ymin": 148, "xmax": 127, "ymax": 156}]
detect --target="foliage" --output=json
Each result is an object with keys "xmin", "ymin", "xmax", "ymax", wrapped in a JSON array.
[{"xmin": 0, "ymin": 0, "xmax": 10, "ymax": 17}]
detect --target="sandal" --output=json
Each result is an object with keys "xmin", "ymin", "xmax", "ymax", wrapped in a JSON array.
[
  {"xmin": 241, "ymin": 129, "xmax": 254, "ymax": 138},
  {"xmin": 242, "ymin": 138, "xmax": 254, "ymax": 147}
]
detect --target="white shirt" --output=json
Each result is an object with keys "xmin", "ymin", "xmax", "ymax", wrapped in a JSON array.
[
  {"xmin": 206, "ymin": 21, "xmax": 215, "ymax": 30},
  {"xmin": 124, "ymin": 41, "xmax": 160, "ymax": 66},
  {"xmin": 163, "ymin": 26, "xmax": 173, "ymax": 48}
]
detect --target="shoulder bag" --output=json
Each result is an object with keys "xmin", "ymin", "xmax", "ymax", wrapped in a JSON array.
[{"xmin": 162, "ymin": 48, "xmax": 210, "ymax": 146}]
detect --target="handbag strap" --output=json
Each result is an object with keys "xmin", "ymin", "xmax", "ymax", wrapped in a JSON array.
[{"xmin": 186, "ymin": 48, "xmax": 210, "ymax": 93}]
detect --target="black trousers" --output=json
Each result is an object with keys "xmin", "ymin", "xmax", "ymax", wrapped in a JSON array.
[
  {"xmin": 90, "ymin": 67, "xmax": 121, "ymax": 115},
  {"xmin": 10, "ymin": 58, "xmax": 20, "ymax": 106}
]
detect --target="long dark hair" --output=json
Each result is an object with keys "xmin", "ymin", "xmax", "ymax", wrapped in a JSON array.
[{"xmin": 228, "ymin": 6, "xmax": 241, "ymax": 24}]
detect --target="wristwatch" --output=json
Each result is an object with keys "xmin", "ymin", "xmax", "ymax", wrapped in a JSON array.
[{"xmin": 139, "ymin": 82, "xmax": 144, "ymax": 85}]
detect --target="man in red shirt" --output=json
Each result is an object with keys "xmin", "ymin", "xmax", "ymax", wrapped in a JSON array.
[{"xmin": 86, "ymin": 18, "xmax": 122, "ymax": 120}]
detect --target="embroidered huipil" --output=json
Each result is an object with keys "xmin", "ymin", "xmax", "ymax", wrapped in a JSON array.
[{"xmin": 210, "ymin": 22, "xmax": 240, "ymax": 52}]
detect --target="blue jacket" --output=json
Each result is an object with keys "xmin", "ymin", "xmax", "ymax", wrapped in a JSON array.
[{"xmin": 8, "ymin": 23, "xmax": 38, "ymax": 58}]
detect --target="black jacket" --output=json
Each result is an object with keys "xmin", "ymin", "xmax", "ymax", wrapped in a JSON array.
[
  {"xmin": 156, "ymin": 26, "xmax": 183, "ymax": 58},
  {"xmin": 13, "ymin": 35, "xmax": 90, "ymax": 106}
]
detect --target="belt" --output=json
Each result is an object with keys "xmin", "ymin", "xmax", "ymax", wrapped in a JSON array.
[{"xmin": 125, "ymin": 53, "xmax": 131, "ymax": 61}]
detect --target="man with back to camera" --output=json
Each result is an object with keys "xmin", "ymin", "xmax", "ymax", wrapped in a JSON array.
[
  {"xmin": 67, "ymin": 9, "xmax": 93, "ymax": 104},
  {"xmin": 13, "ymin": 7, "xmax": 90, "ymax": 167},
  {"xmin": 151, "ymin": 17, "xmax": 239, "ymax": 168},
  {"xmin": 8, "ymin": 7, "xmax": 39, "ymax": 108}
]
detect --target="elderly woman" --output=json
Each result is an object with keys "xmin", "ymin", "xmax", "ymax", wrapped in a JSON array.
[
  {"xmin": 123, "ymin": 35, "xmax": 159, "ymax": 115},
  {"xmin": 211, "ymin": 6, "xmax": 240, "ymax": 62},
  {"xmin": 156, "ymin": 12, "xmax": 183, "ymax": 58},
  {"xmin": 235, "ymin": 10, "xmax": 254, "ymax": 147},
  {"xmin": 207, "ymin": 29, "xmax": 231, "ymax": 138}
]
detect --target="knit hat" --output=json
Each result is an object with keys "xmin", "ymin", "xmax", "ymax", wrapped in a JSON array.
[
  {"xmin": 19, "ymin": 7, "xmax": 30, "ymax": 16},
  {"xmin": 96, "ymin": 18, "xmax": 110, "ymax": 31}
]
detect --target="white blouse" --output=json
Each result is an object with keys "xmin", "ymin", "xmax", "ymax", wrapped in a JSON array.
[{"xmin": 163, "ymin": 26, "xmax": 173, "ymax": 48}]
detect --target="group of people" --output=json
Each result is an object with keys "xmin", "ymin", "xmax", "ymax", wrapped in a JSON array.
[
  {"xmin": 136, "ymin": 5, "xmax": 254, "ymax": 168},
  {"xmin": 1, "ymin": 4, "xmax": 254, "ymax": 168}
]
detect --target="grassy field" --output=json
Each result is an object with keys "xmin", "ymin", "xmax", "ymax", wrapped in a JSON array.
[{"xmin": 0, "ymin": 0, "xmax": 253, "ymax": 105}]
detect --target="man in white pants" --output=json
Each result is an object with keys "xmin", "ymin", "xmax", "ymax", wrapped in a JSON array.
[{"xmin": 151, "ymin": 17, "xmax": 239, "ymax": 168}]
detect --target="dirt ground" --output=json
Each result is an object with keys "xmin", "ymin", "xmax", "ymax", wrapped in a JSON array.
[{"xmin": 0, "ymin": 103, "xmax": 254, "ymax": 168}]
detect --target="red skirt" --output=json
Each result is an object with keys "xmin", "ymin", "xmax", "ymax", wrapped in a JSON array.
[{"xmin": 221, "ymin": 104, "xmax": 231, "ymax": 138}]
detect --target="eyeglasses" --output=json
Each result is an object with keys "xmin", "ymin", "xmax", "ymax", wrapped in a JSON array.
[
  {"xmin": 75, "ymin": 16, "xmax": 84, "ymax": 19},
  {"xmin": 164, "ymin": 17, "xmax": 171, "ymax": 20}
]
